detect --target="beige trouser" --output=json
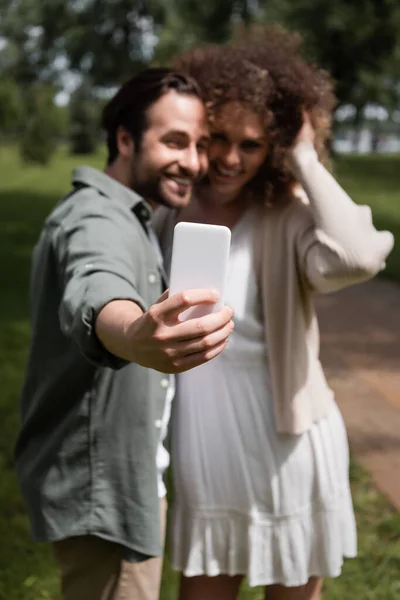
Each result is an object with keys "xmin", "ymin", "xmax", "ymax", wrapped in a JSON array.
[{"xmin": 53, "ymin": 498, "xmax": 167, "ymax": 600}]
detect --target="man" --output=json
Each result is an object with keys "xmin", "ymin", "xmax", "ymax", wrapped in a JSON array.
[{"xmin": 15, "ymin": 68, "xmax": 234, "ymax": 600}]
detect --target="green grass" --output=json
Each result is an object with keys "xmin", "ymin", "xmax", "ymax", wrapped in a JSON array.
[{"xmin": 0, "ymin": 145, "xmax": 399, "ymax": 599}]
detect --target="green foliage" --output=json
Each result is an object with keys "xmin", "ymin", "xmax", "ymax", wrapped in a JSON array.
[
  {"xmin": 54, "ymin": 105, "xmax": 69, "ymax": 140},
  {"xmin": 69, "ymin": 81, "xmax": 99, "ymax": 155},
  {"xmin": 0, "ymin": 78, "xmax": 24, "ymax": 130},
  {"xmin": 20, "ymin": 85, "xmax": 61, "ymax": 165},
  {"xmin": 153, "ymin": 0, "xmax": 254, "ymax": 64},
  {"xmin": 0, "ymin": 0, "xmax": 166, "ymax": 87},
  {"xmin": 154, "ymin": 0, "xmax": 400, "ymax": 113},
  {"xmin": 37, "ymin": 0, "xmax": 168, "ymax": 86},
  {"xmin": 257, "ymin": 0, "xmax": 400, "ymax": 111},
  {"xmin": 0, "ymin": 0, "xmax": 44, "ymax": 85},
  {"xmin": 1, "ymin": 0, "xmax": 399, "ymax": 118}
]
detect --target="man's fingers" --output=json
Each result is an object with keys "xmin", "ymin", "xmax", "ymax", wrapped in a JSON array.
[
  {"xmin": 154, "ymin": 289, "xmax": 170, "ymax": 304},
  {"xmin": 173, "ymin": 339, "xmax": 229, "ymax": 372},
  {"xmin": 175, "ymin": 321, "xmax": 234, "ymax": 356},
  {"xmin": 168, "ymin": 306, "xmax": 234, "ymax": 342},
  {"xmin": 156, "ymin": 289, "xmax": 220, "ymax": 320}
]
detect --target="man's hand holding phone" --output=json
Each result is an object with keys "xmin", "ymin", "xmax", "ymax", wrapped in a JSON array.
[
  {"xmin": 96, "ymin": 222, "xmax": 233, "ymax": 373},
  {"xmin": 128, "ymin": 289, "xmax": 234, "ymax": 373}
]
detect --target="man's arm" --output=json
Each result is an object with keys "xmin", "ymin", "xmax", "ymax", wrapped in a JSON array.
[
  {"xmin": 56, "ymin": 193, "xmax": 234, "ymax": 372},
  {"xmin": 96, "ymin": 290, "xmax": 234, "ymax": 374}
]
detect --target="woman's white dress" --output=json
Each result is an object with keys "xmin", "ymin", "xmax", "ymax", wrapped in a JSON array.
[{"xmin": 170, "ymin": 208, "xmax": 357, "ymax": 587}]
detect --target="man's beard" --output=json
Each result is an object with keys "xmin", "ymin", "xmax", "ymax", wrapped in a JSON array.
[
  {"xmin": 129, "ymin": 159, "xmax": 173, "ymax": 208},
  {"xmin": 133, "ymin": 177, "xmax": 176, "ymax": 209}
]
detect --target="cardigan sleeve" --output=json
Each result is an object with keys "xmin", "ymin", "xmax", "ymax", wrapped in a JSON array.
[{"xmin": 290, "ymin": 141, "xmax": 394, "ymax": 293}]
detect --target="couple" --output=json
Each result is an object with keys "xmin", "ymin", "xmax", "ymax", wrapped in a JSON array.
[{"xmin": 15, "ymin": 28, "xmax": 393, "ymax": 600}]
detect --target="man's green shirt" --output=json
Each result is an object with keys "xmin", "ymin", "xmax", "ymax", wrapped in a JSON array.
[{"xmin": 15, "ymin": 167, "xmax": 168, "ymax": 558}]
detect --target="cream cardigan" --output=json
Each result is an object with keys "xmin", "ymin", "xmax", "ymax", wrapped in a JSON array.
[{"xmin": 153, "ymin": 142, "xmax": 394, "ymax": 434}]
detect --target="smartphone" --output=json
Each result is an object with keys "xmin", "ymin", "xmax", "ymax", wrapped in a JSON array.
[{"xmin": 169, "ymin": 221, "xmax": 231, "ymax": 321}]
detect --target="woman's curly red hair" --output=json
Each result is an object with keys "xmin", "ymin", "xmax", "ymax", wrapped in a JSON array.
[{"xmin": 172, "ymin": 25, "xmax": 337, "ymax": 204}]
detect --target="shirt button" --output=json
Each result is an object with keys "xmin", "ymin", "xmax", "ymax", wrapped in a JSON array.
[
  {"xmin": 155, "ymin": 419, "xmax": 162, "ymax": 428},
  {"xmin": 139, "ymin": 206, "xmax": 150, "ymax": 221},
  {"xmin": 160, "ymin": 378, "xmax": 169, "ymax": 389},
  {"xmin": 148, "ymin": 273, "xmax": 157, "ymax": 284}
]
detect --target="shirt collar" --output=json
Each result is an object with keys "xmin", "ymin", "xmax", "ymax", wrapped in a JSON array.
[{"xmin": 72, "ymin": 166, "xmax": 153, "ymax": 220}]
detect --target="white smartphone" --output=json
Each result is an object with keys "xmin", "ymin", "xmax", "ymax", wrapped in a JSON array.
[{"xmin": 169, "ymin": 221, "xmax": 231, "ymax": 321}]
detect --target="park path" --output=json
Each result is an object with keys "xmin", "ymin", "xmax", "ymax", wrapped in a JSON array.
[{"xmin": 316, "ymin": 278, "xmax": 400, "ymax": 510}]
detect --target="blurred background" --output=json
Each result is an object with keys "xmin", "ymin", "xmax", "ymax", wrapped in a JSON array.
[
  {"xmin": 0, "ymin": 1, "xmax": 399, "ymax": 599},
  {"xmin": 1, "ymin": 0, "xmax": 400, "ymax": 159}
]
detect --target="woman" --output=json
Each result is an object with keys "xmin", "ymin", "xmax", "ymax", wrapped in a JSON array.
[{"xmin": 155, "ymin": 28, "xmax": 394, "ymax": 600}]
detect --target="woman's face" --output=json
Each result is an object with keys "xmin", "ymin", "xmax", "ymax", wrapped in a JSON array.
[{"xmin": 207, "ymin": 102, "xmax": 269, "ymax": 203}]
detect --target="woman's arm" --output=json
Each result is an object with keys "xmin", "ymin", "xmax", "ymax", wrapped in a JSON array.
[{"xmin": 289, "ymin": 117, "xmax": 394, "ymax": 293}]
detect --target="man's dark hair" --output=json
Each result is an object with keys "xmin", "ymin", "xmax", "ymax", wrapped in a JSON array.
[{"xmin": 102, "ymin": 67, "xmax": 202, "ymax": 165}]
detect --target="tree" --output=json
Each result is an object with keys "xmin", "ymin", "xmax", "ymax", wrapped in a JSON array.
[
  {"xmin": 20, "ymin": 84, "xmax": 61, "ymax": 165},
  {"xmin": 153, "ymin": 0, "xmax": 400, "ymax": 116},
  {"xmin": 1, "ymin": 0, "xmax": 398, "ymax": 120},
  {"xmin": 69, "ymin": 80, "xmax": 100, "ymax": 155},
  {"xmin": 38, "ymin": 0, "xmax": 168, "ymax": 86},
  {"xmin": 153, "ymin": 0, "xmax": 256, "ymax": 64},
  {"xmin": 0, "ymin": 0, "xmax": 46, "ymax": 85},
  {"xmin": 0, "ymin": 78, "xmax": 24, "ymax": 131},
  {"xmin": 0, "ymin": 0, "xmax": 168, "ymax": 87},
  {"xmin": 257, "ymin": 0, "xmax": 400, "ymax": 111}
]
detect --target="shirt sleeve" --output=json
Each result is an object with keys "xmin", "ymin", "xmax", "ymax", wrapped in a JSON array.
[
  {"xmin": 291, "ymin": 141, "xmax": 394, "ymax": 293},
  {"xmin": 54, "ymin": 191, "xmax": 147, "ymax": 369}
]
